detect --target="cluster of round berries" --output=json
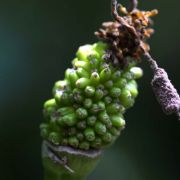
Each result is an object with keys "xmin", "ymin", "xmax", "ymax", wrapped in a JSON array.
[{"xmin": 40, "ymin": 42, "xmax": 143, "ymax": 150}]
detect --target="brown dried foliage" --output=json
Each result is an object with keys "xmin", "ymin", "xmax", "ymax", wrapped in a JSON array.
[{"xmin": 95, "ymin": 0, "xmax": 158, "ymax": 68}]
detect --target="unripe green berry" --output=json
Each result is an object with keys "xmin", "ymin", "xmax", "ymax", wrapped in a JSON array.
[
  {"xmin": 130, "ymin": 67, "xmax": 143, "ymax": 79},
  {"xmin": 87, "ymin": 116, "xmax": 97, "ymax": 126},
  {"xmin": 57, "ymin": 107, "xmax": 74, "ymax": 116},
  {"xmin": 110, "ymin": 127, "xmax": 120, "ymax": 136},
  {"xmin": 57, "ymin": 117, "xmax": 64, "ymax": 126},
  {"xmin": 76, "ymin": 78, "xmax": 91, "ymax": 89},
  {"xmin": 99, "ymin": 62, "xmax": 109, "ymax": 72},
  {"xmin": 126, "ymin": 80, "xmax": 138, "ymax": 98},
  {"xmin": 77, "ymin": 121, "xmax": 87, "ymax": 130},
  {"xmin": 65, "ymin": 68, "xmax": 79, "ymax": 86},
  {"xmin": 68, "ymin": 136, "xmax": 79, "ymax": 148},
  {"xmin": 119, "ymin": 88, "xmax": 134, "ymax": 108},
  {"xmin": 114, "ymin": 78, "xmax": 127, "ymax": 88},
  {"xmin": 83, "ymin": 98, "xmax": 93, "ymax": 109},
  {"xmin": 98, "ymin": 111, "xmax": 110, "ymax": 124},
  {"xmin": 73, "ymin": 88, "xmax": 84, "ymax": 103},
  {"xmin": 43, "ymin": 100, "xmax": 57, "ymax": 119},
  {"xmin": 73, "ymin": 93, "xmax": 84, "ymax": 103},
  {"xmin": 91, "ymin": 137, "xmax": 102, "ymax": 149},
  {"xmin": 76, "ymin": 68, "xmax": 89, "ymax": 78},
  {"xmin": 100, "ymin": 68, "xmax": 111, "ymax": 82},
  {"xmin": 44, "ymin": 99, "xmax": 56, "ymax": 109},
  {"xmin": 90, "ymin": 72, "xmax": 100, "ymax": 86},
  {"xmin": 123, "ymin": 71, "xmax": 133, "ymax": 80},
  {"xmin": 77, "ymin": 133, "xmax": 84, "ymax": 141},
  {"xmin": 74, "ymin": 61, "xmax": 90, "ymax": 72},
  {"xmin": 111, "ymin": 70, "xmax": 121, "ymax": 81},
  {"xmin": 110, "ymin": 115, "xmax": 125, "ymax": 128},
  {"xmin": 79, "ymin": 141, "xmax": 90, "ymax": 150},
  {"xmin": 106, "ymin": 103, "xmax": 121, "ymax": 114},
  {"xmin": 93, "ymin": 42, "xmax": 108, "ymax": 56},
  {"xmin": 40, "ymin": 124, "xmax": 49, "ymax": 139},
  {"xmin": 97, "ymin": 101, "xmax": 106, "ymax": 111},
  {"xmin": 94, "ymin": 89, "xmax": 104, "ymax": 101},
  {"xmin": 68, "ymin": 127, "xmax": 77, "ymax": 136},
  {"xmin": 89, "ymin": 58, "xmax": 99, "ymax": 69},
  {"xmin": 104, "ymin": 96, "xmax": 113, "ymax": 105},
  {"xmin": 110, "ymin": 87, "xmax": 121, "ymax": 98},
  {"xmin": 48, "ymin": 132, "xmax": 60, "ymax": 145},
  {"xmin": 104, "ymin": 80, "xmax": 114, "ymax": 89},
  {"xmin": 77, "ymin": 45, "xmax": 93, "ymax": 61},
  {"xmin": 84, "ymin": 86, "xmax": 95, "ymax": 97},
  {"xmin": 53, "ymin": 80, "xmax": 70, "ymax": 93},
  {"xmin": 102, "ymin": 132, "xmax": 113, "ymax": 143},
  {"xmin": 95, "ymin": 122, "xmax": 107, "ymax": 135},
  {"xmin": 72, "ymin": 58, "xmax": 78, "ymax": 66},
  {"xmin": 62, "ymin": 113, "xmax": 77, "ymax": 126},
  {"xmin": 90, "ymin": 104, "xmax": 101, "ymax": 114},
  {"xmin": 84, "ymin": 128, "xmax": 95, "ymax": 142},
  {"xmin": 55, "ymin": 91, "xmax": 71, "ymax": 105},
  {"xmin": 76, "ymin": 108, "xmax": 88, "ymax": 119}
]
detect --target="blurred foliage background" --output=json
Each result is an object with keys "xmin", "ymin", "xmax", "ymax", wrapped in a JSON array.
[{"xmin": 0, "ymin": 0, "xmax": 180, "ymax": 179}]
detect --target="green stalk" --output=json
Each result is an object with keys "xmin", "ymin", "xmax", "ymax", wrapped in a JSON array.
[{"xmin": 42, "ymin": 141, "xmax": 102, "ymax": 180}]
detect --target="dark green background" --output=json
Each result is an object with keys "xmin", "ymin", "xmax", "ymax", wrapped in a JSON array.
[{"xmin": 0, "ymin": 0, "xmax": 180, "ymax": 179}]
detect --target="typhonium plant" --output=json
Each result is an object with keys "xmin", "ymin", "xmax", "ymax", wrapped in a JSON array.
[{"xmin": 40, "ymin": 0, "xmax": 180, "ymax": 180}]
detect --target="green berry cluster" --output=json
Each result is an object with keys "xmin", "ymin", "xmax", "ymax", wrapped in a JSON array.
[{"xmin": 40, "ymin": 42, "xmax": 143, "ymax": 150}]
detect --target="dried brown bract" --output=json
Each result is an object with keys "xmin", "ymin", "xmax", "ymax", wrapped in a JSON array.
[{"xmin": 95, "ymin": 0, "xmax": 158, "ymax": 68}]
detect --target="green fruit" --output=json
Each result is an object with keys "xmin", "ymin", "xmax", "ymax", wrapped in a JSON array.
[
  {"xmin": 57, "ymin": 107, "xmax": 74, "ymax": 116},
  {"xmin": 76, "ymin": 108, "xmax": 88, "ymax": 119},
  {"xmin": 83, "ymin": 98, "xmax": 93, "ymax": 109},
  {"xmin": 106, "ymin": 103, "xmax": 121, "ymax": 114},
  {"xmin": 100, "ymin": 68, "xmax": 112, "ymax": 82},
  {"xmin": 102, "ymin": 132, "xmax": 113, "ymax": 143},
  {"xmin": 79, "ymin": 141, "xmax": 90, "ymax": 150},
  {"xmin": 76, "ymin": 68, "xmax": 89, "ymax": 78},
  {"xmin": 68, "ymin": 136, "xmax": 79, "ymax": 148},
  {"xmin": 77, "ymin": 133, "xmax": 84, "ymax": 141},
  {"xmin": 110, "ymin": 115, "xmax": 125, "ymax": 128},
  {"xmin": 77, "ymin": 44, "xmax": 99, "ymax": 62},
  {"xmin": 119, "ymin": 88, "xmax": 134, "ymax": 108},
  {"xmin": 84, "ymin": 128, "xmax": 95, "ymax": 142},
  {"xmin": 63, "ymin": 113, "xmax": 77, "ymax": 126},
  {"xmin": 41, "ymin": 42, "xmax": 143, "ymax": 150},
  {"xmin": 95, "ymin": 122, "xmax": 107, "ymax": 135},
  {"xmin": 110, "ymin": 87, "xmax": 121, "ymax": 98},
  {"xmin": 90, "ymin": 72, "xmax": 100, "ymax": 86},
  {"xmin": 94, "ymin": 89, "xmax": 104, "ymax": 101},
  {"xmin": 76, "ymin": 78, "xmax": 91, "ymax": 89},
  {"xmin": 91, "ymin": 137, "xmax": 102, "ymax": 149},
  {"xmin": 77, "ymin": 121, "xmax": 87, "ymax": 130},
  {"xmin": 104, "ymin": 80, "xmax": 113, "ymax": 89},
  {"xmin": 65, "ymin": 68, "xmax": 79, "ymax": 86},
  {"xmin": 74, "ymin": 61, "xmax": 90, "ymax": 71},
  {"xmin": 111, "ymin": 70, "xmax": 121, "ymax": 81},
  {"xmin": 48, "ymin": 132, "xmax": 60, "ymax": 145},
  {"xmin": 126, "ymin": 81, "xmax": 138, "ymax": 98},
  {"xmin": 87, "ymin": 116, "xmax": 97, "ymax": 126},
  {"xmin": 130, "ymin": 67, "xmax": 143, "ymax": 79},
  {"xmin": 84, "ymin": 86, "xmax": 95, "ymax": 97}
]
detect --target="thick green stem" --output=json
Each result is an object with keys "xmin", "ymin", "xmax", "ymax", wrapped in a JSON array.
[
  {"xmin": 44, "ymin": 167, "xmax": 84, "ymax": 180},
  {"xmin": 42, "ymin": 141, "xmax": 102, "ymax": 180}
]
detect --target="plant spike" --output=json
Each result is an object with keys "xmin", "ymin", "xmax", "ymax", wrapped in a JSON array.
[{"xmin": 39, "ymin": 0, "xmax": 180, "ymax": 179}]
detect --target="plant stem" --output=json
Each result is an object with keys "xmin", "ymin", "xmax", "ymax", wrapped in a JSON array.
[{"xmin": 42, "ymin": 141, "xmax": 102, "ymax": 180}]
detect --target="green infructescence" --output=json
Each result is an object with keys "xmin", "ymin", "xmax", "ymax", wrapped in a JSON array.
[{"xmin": 40, "ymin": 42, "xmax": 143, "ymax": 150}]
